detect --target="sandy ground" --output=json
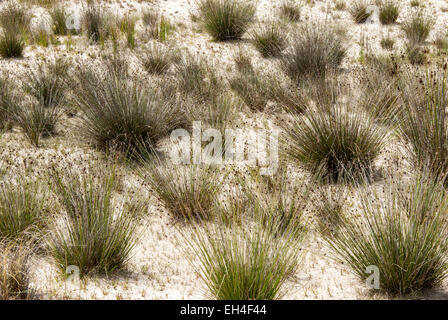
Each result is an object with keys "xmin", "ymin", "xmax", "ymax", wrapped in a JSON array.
[{"xmin": 1, "ymin": 0, "xmax": 448, "ymax": 299}]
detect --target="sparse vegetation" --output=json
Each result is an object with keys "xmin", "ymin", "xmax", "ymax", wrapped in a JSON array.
[
  {"xmin": 141, "ymin": 43, "xmax": 179, "ymax": 75},
  {"xmin": 400, "ymin": 71, "xmax": 448, "ymax": 181},
  {"xmin": 281, "ymin": 102, "xmax": 387, "ymax": 182},
  {"xmin": 0, "ymin": 180, "xmax": 46, "ymax": 241},
  {"xmin": 281, "ymin": 24, "xmax": 346, "ymax": 83},
  {"xmin": 180, "ymin": 192, "xmax": 307, "ymax": 299},
  {"xmin": 0, "ymin": 2, "xmax": 30, "ymax": 58},
  {"xmin": 401, "ymin": 10, "xmax": 434, "ymax": 44},
  {"xmin": 49, "ymin": 168, "xmax": 141, "ymax": 276},
  {"xmin": 349, "ymin": 1, "xmax": 372, "ymax": 24},
  {"xmin": 74, "ymin": 56, "xmax": 185, "ymax": 157},
  {"xmin": 0, "ymin": 240, "xmax": 33, "ymax": 300},
  {"xmin": 378, "ymin": 1, "xmax": 399, "ymax": 25},
  {"xmin": 251, "ymin": 24, "xmax": 287, "ymax": 58},
  {"xmin": 197, "ymin": 0, "xmax": 256, "ymax": 41},
  {"xmin": 141, "ymin": 161, "xmax": 223, "ymax": 221},
  {"xmin": 280, "ymin": 0, "xmax": 302, "ymax": 22},
  {"xmin": 324, "ymin": 173, "xmax": 448, "ymax": 295}
]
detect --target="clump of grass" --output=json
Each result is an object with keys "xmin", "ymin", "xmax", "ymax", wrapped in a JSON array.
[
  {"xmin": 400, "ymin": 71, "xmax": 448, "ymax": 180},
  {"xmin": 401, "ymin": 10, "xmax": 434, "ymax": 44},
  {"xmin": 50, "ymin": 6, "xmax": 69, "ymax": 36},
  {"xmin": 280, "ymin": 0, "xmax": 302, "ymax": 22},
  {"xmin": 410, "ymin": 0, "xmax": 422, "ymax": 7},
  {"xmin": 0, "ymin": 1, "xmax": 30, "ymax": 58},
  {"xmin": 281, "ymin": 103, "xmax": 386, "ymax": 182},
  {"xmin": 231, "ymin": 52, "xmax": 307, "ymax": 113},
  {"xmin": 0, "ymin": 1, "xmax": 30, "ymax": 34},
  {"xmin": 141, "ymin": 43, "xmax": 179, "ymax": 75},
  {"xmin": 0, "ymin": 240, "xmax": 34, "ymax": 300},
  {"xmin": 48, "ymin": 168, "xmax": 141, "ymax": 276},
  {"xmin": 435, "ymin": 34, "xmax": 448, "ymax": 51},
  {"xmin": 82, "ymin": 0, "xmax": 110, "ymax": 43},
  {"xmin": 187, "ymin": 93, "xmax": 237, "ymax": 144},
  {"xmin": 197, "ymin": 0, "xmax": 256, "ymax": 41},
  {"xmin": 234, "ymin": 49, "xmax": 254, "ymax": 73},
  {"xmin": 358, "ymin": 64, "xmax": 402, "ymax": 126},
  {"xmin": 334, "ymin": 0, "xmax": 346, "ymax": 10},
  {"xmin": 0, "ymin": 74, "xmax": 16, "ymax": 129},
  {"xmin": 380, "ymin": 35, "xmax": 395, "ymax": 50},
  {"xmin": 141, "ymin": 160, "xmax": 223, "ymax": 221},
  {"xmin": 323, "ymin": 173, "xmax": 448, "ymax": 296},
  {"xmin": 10, "ymin": 101, "xmax": 60, "ymax": 147},
  {"xmin": 24, "ymin": 61, "xmax": 68, "ymax": 109},
  {"xmin": 180, "ymin": 188, "xmax": 307, "ymax": 299},
  {"xmin": 230, "ymin": 68, "xmax": 271, "ymax": 111},
  {"xmin": 119, "ymin": 14, "xmax": 137, "ymax": 49},
  {"xmin": 315, "ymin": 185, "xmax": 347, "ymax": 237},
  {"xmin": 0, "ymin": 33, "xmax": 24, "ymax": 58},
  {"xmin": 405, "ymin": 42, "xmax": 425, "ymax": 65},
  {"xmin": 242, "ymin": 168, "xmax": 310, "ymax": 238},
  {"xmin": 142, "ymin": 10, "xmax": 174, "ymax": 42},
  {"xmin": 175, "ymin": 53, "xmax": 222, "ymax": 102},
  {"xmin": 349, "ymin": 1, "xmax": 372, "ymax": 24},
  {"xmin": 379, "ymin": 1, "xmax": 399, "ymax": 25},
  {"xmin": 251, "ymin": 24, "xmax": 287, "ymax": 58},
  {"xmin": 75, "ymin": 57, "xmax": 184, "ymax": 157},
  {"xmin": 0, "ymin": 180, "xmax": 46, "ymax": 241},
  {"xmin": 281, "ymin": 24, "xmax": 346, "ymax": 83}
]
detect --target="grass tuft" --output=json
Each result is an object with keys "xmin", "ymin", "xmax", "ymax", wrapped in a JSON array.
[
  {"xmin": 251, "ymin": 24, "xmax": 287, "ymax": 58},
  {"xmin": 280, "ymin": 24, "xmax": 346, "ymax": 83},
  {"xmin": 48, "ymin": 167, "xmax": 141, "ymax": 276},
  {"xmin": 323, "ymin": 173, "xmax": 448, "ymax": 296},
  {"xmin": 197, "ymin": 0, "xmax": 256, "ymax": 41}
]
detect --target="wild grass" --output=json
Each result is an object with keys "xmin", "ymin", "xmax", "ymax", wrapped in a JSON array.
[
  {"xmin": 281, "ymin": 24, "xmax": 346, "ymax": 83},
  {"xmin": 251, "ymin": 24, "xmax": 287, "ymax": 58},
  {"xmin": 187, "ymin": 93, "xmax": 238, "ymax": 142},
  {"xmin": 349, "ymin": 1, "xmax": 372, "ymax": 24},
  {"xmin": 74, "ymin": 56, "xmax": 185, "ymax": 157},
  {"xmin": 180, "ymin": 184, "xmax": 307, "ymax": 299},
  {"xmin": 230, "ymin": 67, "xmax": 271, "ymax": 112},
  {"xmin": 0, "ymin": 180, "xmax": 46, "ymax": 241},
  {"xmin": 119, "ymin": 14, "xmax": 137, "ymax": 49},
  {"xmin": 82, "ymin": 0, "xmax": 110, "ymax": 43},
  {"xmin": 323, "ymin": 173, "xmax": 448, "ymax": 295},
  {"xmin": 241, "ymin": 168, "xmax": 310, "ymax": 238},
  {"xmin": 0, "ymin": 33, "xmax": 24, "ymax": 58},
  {"xmin": 401, "ymin": 10, "xmax": 434, "ymax": 44},
  {"xmin": 141, "ymin": 43, "xmax": 179, "ymax": 75},
  {"xmin": 0, "ymin": 74, "xmax": 15, "ymax": 129},
  {"xmin": 197, "ymin": 0, "xmax": 256, "ymax": 41},
  {"xmin": 280, "ymin": 0, "xmax": 302, "ymax": 22},
  {"xmin": 10, "ymin": 101, "xmax": 61, "ymax": 147},
  {"xmin": 231, "ymin": 53, "xmax": 307, "ymax": 113},
  {"xmin": 0, "ymin": 240, "xmax": 34, "ymax": 300},
  {"xmin": 140, "ymin": 160, "xmax": 223, "ymax": 221},
  {"xmin": 378, "ymin": 1, "xmax": 400, "ymax": 25},
  {"xmin": 175, "ymin": 53, "xmax": 222, "ymax": 102},
  {"xmin": 400, "ymin": 70, "xmax": 448, "ymax": 180},
  {"xmin": 405, "ymin": 42, "xmax": 425, "ymax": 65},
  {"xmin": 48, "ymin": 168, "xmax": 141, "ymax": 276},
  {"xmin": 142, "ymin": 10, "xmax": 174, "ymax": 42},
  {"xmin": 281, "ymin": 103, "xmax": 387, "ymax": 182},
  {"xmin": 0, "ymin": 1, "xmax": 30, "ymax": 58},
  {"xmin": 50, "ymin": 6, "xmax": 69, "ymax": 36},
  {"xmin": 24, "ymin": 61, "xmax": 68, "ymax": 109},
  {"xmin": 358, "ymin": 66, "xmax": 402, "ymax": 126},
  {"xmin": 380, "ymin": 35, "xmax": 395, "ymax": 50}
]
